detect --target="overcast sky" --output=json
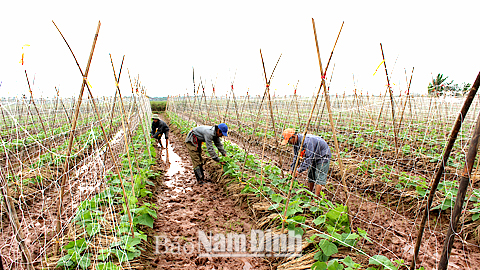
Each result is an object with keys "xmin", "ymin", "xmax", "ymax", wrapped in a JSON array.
[{"xmin": 1, "ymin": 1, "xmax": 479, "ymax": 98}]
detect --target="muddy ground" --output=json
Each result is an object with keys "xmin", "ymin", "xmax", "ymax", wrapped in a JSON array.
[
  {"xmin": 153, "ymin": 114, "xmax": 480, "ymax": 270},
  {"xmin": 149, "ymin": 128, "xmax": 272, "ymax": 269}
]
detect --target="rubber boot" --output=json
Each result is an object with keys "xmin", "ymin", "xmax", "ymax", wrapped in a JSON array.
[
  {"xmin": 200, "ymin": 166, "xmax": 208, "ymax": 182},
  {"xmin": 194, "ymin": 167, "xmax": 204, "ymax": 185}
]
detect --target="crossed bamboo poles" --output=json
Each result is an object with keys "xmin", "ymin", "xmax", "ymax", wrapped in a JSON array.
[
  {"xmin": 281, "ymin": 19, "xmax": 347, "ymax": 231},
  {"xmin": 52, "ymin": 21, "xmax": 149, "ymax": 255},
  {"xmin": 5, "ymin": 17, "xmax": 478, "ymax": 270}
]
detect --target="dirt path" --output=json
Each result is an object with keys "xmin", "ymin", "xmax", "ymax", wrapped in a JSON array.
[{"xmin": 149, "ymin": 129, "xmax": 271, "ymax": 270}]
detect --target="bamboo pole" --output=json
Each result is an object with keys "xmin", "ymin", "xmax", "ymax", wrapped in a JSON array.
[
  {"xmin": 281, "ymin": 19, "xmax": 347, "ymax": 231},
  {"xmin": 380, "ymin": 43, "xmax": 398, "ymax": 153},
  {"xmin": 438, "ymin": 97, "xmax": 480, "ymax": 269},
  {"xmin": 260, "ymin": 50, "xmax": 285, "ymax": 178},
  {"xmin": 51, "ymin": 89, "xmax": 60, "ymax": 138},
  {"xmin": 398, "ymin": 67, "xmax": 414, "ymax": 130},
  {"xmin": 239, "ymin": 54, "xmax": 281, "ymax": 181},
  {"xmin": 312, "ymin": 19, "xmax": 350, "ymax": 209},
  {"xmin": 410, "ymin": 71, "xmax": 480, "ymax": 270},
  {"xmin": 25, "ymin": 70, "xmax": 55, "ymax": 167},
  {"xmin": 128, "ymin": 69, "xmax": 151, "ymax": 157},
  {"xmin": 188, "ymin": 68, "xmax": 197, "ymax": 122},
  {"xmin": 109, "ymin": 54, "xmax": 138, "ymax": 190},
  {"xmin": 54, "ymin": 25, "xmax": 137, "ymax": 239},
  {"xmin": 54, "ymin": 21, "xmax": 101, "ymax": 254},
  {"xmin": 55, "ymin": 87, "xmax": 71, "ymax": 124},
  {"xmin": 0, "ymin": 168, "xmax": 34, "ymax": 270}
]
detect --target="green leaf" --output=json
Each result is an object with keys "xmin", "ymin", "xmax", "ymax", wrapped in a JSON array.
[
  {"xmin": 86, "ymin": 223, "xmax": 101, "ymax": 236},
  {"xmin": 112, "ymin": 249, "xmax": 129, "ymax": 263},
  {"xmin": 270, "ymin": 193, "xmax": 284, "ymax": 203},
  {"xmin": 139, "ymin": 188, "xmax": 153, "ymax": 197},
  {"xmin": 311, "ymin": 261, "xmax": 328, "ymax": 270},
  {"xmin": 341, "ymin": 256, "xmax": 355, "ymax": 267},
  {"xmin": 63, "ymin": 238, "xmax": 87, "ymax": 250},
  {"xmin": 369, "ymin": 255, "xmax": 396, "ymax": 269},
  {"xmin": 286, "ymin": 204, "xmax": 302, "ymax": 217},
  {"xmin": 135, "ymin": 213, "xmax": 154, "ymax": 228},
  {"xmin": 56, "ymin": 254, "xmax": 73, "ymax": 267},
  {"xmin": 327, "ymin": 259, "xmax": 344, "ymax": 270},
  {"xmin": 319, "ymin": 239, "xmax": 338, "ymax": 257},
  {"xmin": 357, "ymin": 228, "xmax": 372, "ymax": 243},
  {"xmin": 77, "ymin": 255, "xmax": 91, "ymax": 269},
  {"xmin": 345, "ymin": 233, "xmax": 359, "ymax": 240},
  {"xmin": 268, "ymin": 203, "xmax": 280, "ymax": 210},
  {"xmin": 96, "ymin": 252, "xmax": 111, "ymax": 261},
  {"xmin": 313, "ymin": 249, "xmax": 329, "ymax": 262},
  {"xmin": 96, "ymin": 262, "xmax": 120, "ymax": 270},
  {"xmin": 313, "ymin": 215, "xmax": 326, "ymax": 226},
  {"xmin": 291, "ymin": 215, "xmax": 307, "ymax": 223},
  {"xmin": 473, "ymin": 213, "xmax": 480, "ymax": 221},
  {"xmin": 294, "ymin": 227, "xmax": 304, "ymax": 237},
  {"xmin": 124, "ymin": 236, "xmax": 142, "ymax": 248}
]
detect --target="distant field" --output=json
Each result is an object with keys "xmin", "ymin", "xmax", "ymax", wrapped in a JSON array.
[{"xmin": 150, "ymin": 100, "xmax": 167, "ymax": 112}]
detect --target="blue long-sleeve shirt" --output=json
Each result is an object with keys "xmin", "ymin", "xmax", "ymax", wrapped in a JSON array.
[
  {"xmin": 290, "ymin": 134, "xmax": 331, "ymax": 173},
  {"xmin": 185, "ymin": 125, "xmax": 226, "ymax": 161}
]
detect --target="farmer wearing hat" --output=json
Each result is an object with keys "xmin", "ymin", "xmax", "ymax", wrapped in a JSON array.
[
  {"xmin": 151, "ymin": 114, "xmax": 169, "ymax": 148},
  {"xmin": 185, "ymin": 123, "xmax": 228, "ymax": 185},
  {"xmin": 281, "ymin": 128, "xmax": 331, "ymax": 197}
]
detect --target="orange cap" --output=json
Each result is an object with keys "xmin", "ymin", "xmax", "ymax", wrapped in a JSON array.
[{"xmin": 281, "ymin": 128, "xmax": 295, "ymax": 145}]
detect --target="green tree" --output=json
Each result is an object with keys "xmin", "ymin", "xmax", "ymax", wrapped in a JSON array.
[
  {"xmin": 428, "ymin": 73, "xmax": 452, "ymax": 96},
  {"xmin": 461, "ymin": 82, "xmax": 472, "ymax": 95}
]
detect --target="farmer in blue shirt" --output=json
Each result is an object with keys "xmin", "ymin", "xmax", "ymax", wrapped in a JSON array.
[
  {"xmin": 281, "ymin": 128, "xmax": 331, "ymax": 197},
  {"xmin": 185, "ymin": 123, "xmax": 228, "ymax": 185}
]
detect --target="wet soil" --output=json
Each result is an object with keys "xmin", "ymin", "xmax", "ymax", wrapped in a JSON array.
[
  {"xmin": 149, "ymin": 129, "xmax": 272, "ymax": 270},
  {"xmin": 172, "ymin": 113, "xmax": 480, "ymax": 269}
]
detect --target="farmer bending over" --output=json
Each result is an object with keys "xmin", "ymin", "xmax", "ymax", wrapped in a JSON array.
[
  {"xmin": 151, "ymin": 114, "xmax": 169, "ymax": 148},
  {"xmin": 185, "ymin": 123, "xmax": 228, "ymax": 185},
  {"xmin": 281, "ymin": 128, "xmax": 331, "ymax": 198}
]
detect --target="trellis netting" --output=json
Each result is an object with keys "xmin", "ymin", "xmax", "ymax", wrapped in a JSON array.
[
  {"xmin": 0, "ymin": 93, "xmax": 153, "ymax": 269},
  {"xmin": 168, "ymin": 92, "xmax": 480, "ymax": 269}
]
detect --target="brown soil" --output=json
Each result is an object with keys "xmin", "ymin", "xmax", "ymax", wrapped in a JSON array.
[
  {"xmin": 170, "ymin": 113, "xmax": 480, "ymax": 269},
  {"xmin": 148, "ymin": 125, "xmax": 272, "ymax": 270}
]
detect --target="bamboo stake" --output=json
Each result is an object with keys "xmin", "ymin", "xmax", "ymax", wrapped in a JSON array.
[
  {"xmin": 188, "ymin": 68, "xmax": 197, "ymax": 122},
  {"xmin": 109, "ymin": 54, "xmax": 137, "ymax": 190},
  {"xmin": 106, "ymin": 78, "xmax": 119, "ymax": 139},
  {"xmin": 223, "ymin": 91, "xmax": 231, "ymax": 123},
  {"xmin": 239, "ymin": 54, "xmax": 281, "ymax": 181},
  {"xmin": 260, "ymin": 49, "xmax": 285, "ymax": 178},
  {"xmin": 128, "ymin": 69, "xmax": 151, "ymax": 158},
  {"xmin": 282, "ymin": 19, "xmax": 347, "ymax": 231},
  {"xmin": 312, "ymin": 19, "xmax": 350, "ymax": 209},
  {"xmin": 0, "ymin": 168, "xmax": 34, "ymax": 270},
  {"xmin": 51, "ymin": 90, "xmax": 60, "ymax": 138},
  {"xmin": 25, "ymin": 70, "xmax": 55, "ymax": 167},
  {"xmin": 398, "ymin": 67, "xmax": 414, "ymax": 130},
  {"xmin": 380, "ymin": 43, "xmax": 398, "ymax": 153},
  {"xmin": 54, "ymin": 21, "xmax": 101, "ymax": 254},
  {"xmin": 410, "ymin": 71, "xmax": 480, "ymax": 270},
  {"xmin": 438, "ymin": 98, "xmax": 480, "ymax": 269},
  {"xmin": 56, "ymin": 46, "xmax": 138, "ymax": 240},
  {"xmin": 55, "ymin": 87, "xmax": 71, "ymax": 124}
]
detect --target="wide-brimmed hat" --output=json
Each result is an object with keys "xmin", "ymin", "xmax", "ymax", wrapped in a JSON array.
[
  {"xmin": 280, "ymin": 128, "xmax": 295, "ymax": 145},
  {"xmin": 152, "ymin": 114, "xmax": 160, "ymax": 120},
  {"xmin": 218, "ymin": 123, "xmax": 228, "ymax": 136}
]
